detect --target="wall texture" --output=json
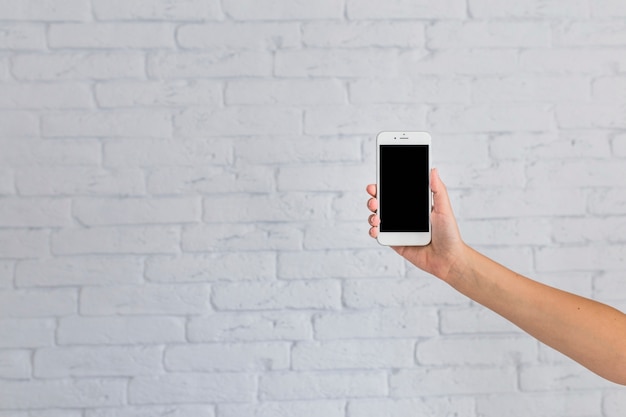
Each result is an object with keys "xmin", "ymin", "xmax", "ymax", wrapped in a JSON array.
[{"xmin": 1, "ymin": 0, "xmax": 626, "ymax": 415}]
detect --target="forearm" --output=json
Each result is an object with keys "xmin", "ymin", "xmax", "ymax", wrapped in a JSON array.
[{"xmin": 446, "ymin": 244, "xmax": 626, "ymax": 385}]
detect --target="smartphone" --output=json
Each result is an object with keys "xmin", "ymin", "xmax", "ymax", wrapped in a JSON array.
[{"xmin": 376, "ymin": 131, "xmax": 432, "ymax": 246}]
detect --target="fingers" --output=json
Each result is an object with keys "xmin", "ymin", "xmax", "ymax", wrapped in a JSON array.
[
  {"xmin": 368, "ymin": 213, "xmax": 379, "ymax": 227},
  {"xmin": 366, "ymin": 184, "xmax": 377, "ymax": 197},
  {"xmin": 367, "ymin": 197, "xmax": 378, "ymax": 213},
  {"xmin": 430, "ymin": 168, "xmax": 453, "ymax": 216}
]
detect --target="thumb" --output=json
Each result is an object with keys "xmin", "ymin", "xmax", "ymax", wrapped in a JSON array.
[{"xmin": 431, "ymin": 168, "xmax": 454, "ymax": 216}]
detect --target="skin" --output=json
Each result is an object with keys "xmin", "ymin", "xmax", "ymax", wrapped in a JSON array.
[{"xmin": 367, "ymin": 168, "xmax": 626, "ymax": 385}]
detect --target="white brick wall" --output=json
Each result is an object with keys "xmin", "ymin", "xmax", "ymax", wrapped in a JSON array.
[{"xmin": 1, "ymin": 0, "xmax": 625, "ymax": 415}]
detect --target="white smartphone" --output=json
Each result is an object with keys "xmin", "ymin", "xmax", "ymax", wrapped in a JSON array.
[{"xmin": 376, "ymin": 131, "xmax": 432, "ymax": 246}]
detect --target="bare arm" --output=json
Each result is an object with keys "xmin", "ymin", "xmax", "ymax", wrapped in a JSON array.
[{"xmin": 367, "ymin": 169, "xmax": 626, "ymax": 385}]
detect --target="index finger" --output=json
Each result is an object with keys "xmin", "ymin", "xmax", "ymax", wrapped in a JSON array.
[{"xmin": 366, "ymin": 184, "xmax": 377, "ymax": 197}]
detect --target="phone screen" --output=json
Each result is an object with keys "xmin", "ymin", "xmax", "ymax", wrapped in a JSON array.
[{"xmin": 379, "ymin": 144, "xmax": 430, "ymax": 232}]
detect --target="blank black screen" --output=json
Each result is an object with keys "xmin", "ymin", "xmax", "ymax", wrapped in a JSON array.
[{"xmin": 379, "ymin": 145, "xmax": 429, "ymax": 232}]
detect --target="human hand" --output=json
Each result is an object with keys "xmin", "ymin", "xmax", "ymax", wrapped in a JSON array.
[{"xmin": 367, "ymin": 168, "xmax": 467, "ymax": 282}]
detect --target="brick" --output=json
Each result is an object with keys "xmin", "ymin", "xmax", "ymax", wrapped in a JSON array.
[
  {"xmin": 178, "ymin": 23, "xmax": 299, "ymax": 50},
  {"xmin": 223, "ymin": 0, "xmax": 343, "ymax": 20},
  {"xmin": 0, "ymin": 24, "xmax": 46, "ymax": 49},
  {"xmin": 428, "ymin": 21, "xmax": 550, "ymax": 48},
  {"xmin": 613, "ymin": 133, "xmax": 626, "ymax": 156},
  {"xmin": 219, "ymin": 401, "xmax": 345, "ymax": 417},
  {"xmin": 234, "ymin": 136, "xmax": 361, "ymax": 164},
  {"xmin": 347, "ymin": 0, "xmax": 466, "ymax": 19},
  {"xmin": 96, "ymin": 80, "xmax": 222, "ymax": 108},
  {"xmin": 592, "ymin": 0, "xmax": 626, "ymax": 17},
  {"xmin": 535, "ymin": 245, "xmax": 626, "ymax": 272},
  {"xmin": 440, "ymin": 306, "xmax": 522, "ymax": 334},
  {"xmin": 438, "ymin": 161, "xmax": 525, "ymax": 189},
  {"xmin": 461, "ymin": 218, "xmax": 552, "ymax": 246},
  {"xmin": 52, "ymin": 226, "xmax": 180, "ymax": 255},
  {"xmin": 73, "ymin": 197, "xmax": 201, "ymax": 226},
  {"xmin": 0, "ymin": 139, "xmax": 99, "ymax": 166},
  {"xmin": 16, "ymin": 256, "xmax": 143, "ymax": 287},
  {"xmin": 476, "ymin": 392, "xmax": 600, "ymax": 417},
  {"xmin": 147, "ymin": 165, "xmax": 274, "ymax": 195},
  {"xmin": 292, "ymin": 340, "xmax": 415, "ymax": 370},
  {"xmin": 0, "ymin": 411, "xmax": 82, "ymax": 417},
  {"xmin": 42, "ymin": 110, "xmax": 172, "ymax": 138},
  {"xmin": 520, "ymin": 48, "xmax": 626, "ymax": 74},
  {"xmin": 80, "ymin": 284, "xmax": 210, "ymax": 315},
  {"xmin": 557, "ymin": 103, "xmax": 626, "ymax": 128},
  {"xmin": 0, "ymin": 111, "xmax": 39, "ymax": 136},
  {"xmin": 0, "ymin": 379, "xmax": 126, "ymax": 409},
  {"xmin": 391, "ymin": 367, "xmax": 517, "ymax": 396},
  {"xmin": 277, "ymin": 249, "xmax": 404, "ymax": 279},
  {"xmin": 490, "ymin": 131, "xmax": 611, "ymax": 160},
  {"xmin": 34, "ymin": 346, "xmax": 163, "ymax": 378},
  {"xmin": 165, "ymin": 342, "xmax": 290, "ymax": 372},
  {"xmin": 429, "ymin": 104, "xmax": 553, "ymax": 133},
  {"xmin": 588, "ymin": 188, "xmax": 626, "ymax": 215},
  {"xmin": 303, "ymin": 21, "xmax": 425, "ymax": 48},
  {"xmin": 553, "ymin": 21, "xmax": 626, "ymax": 46},
  {"xmin": 0, "ymin": 198, "xmax": 71, "ymax": 227},
  {"xmin": 259, "ymin": 371, "xmax": 387, "ymax": 400},
  {"xmin": 0, "ymin": 56, "xmax": 8, "ymax": 80},
  {"xmin": 313, "ymin": 308, "xmax": 438, "ymax": 340},
  {"xmin": 472, "ymin": 75, "xmax": 590, "ymax": 103},
  {"xmin": 605, "ymin": 390, "xmax": 626, "ymax": 417},
  {"xmin": 129, "ymin": 373, "xmax": 255, "ymax": 404},
  {"xmin": 0, "ymin": 169, "xmax": 13, "ymax": 195},
  {"xmin": 182, "ymin": 223, "xmax": 303, "ymax": 252},
  {"xmin": 148, "ymin": 51, "xmax": 271, "ymax": 78},
  {"xmin": 227, "ymin": 79, "xmax": 345, "ymax": 105},
  {"xmin": 93, "ymin": 0, "xmax": 220, "ymax": 21},
  {"xmin": 204, "ymin": 193, "xmax": 332, "ymax": 223},
  {"xmin": 0, "ymin": 260, "xmax": 12, "ymax": 288},
  {"xmin": 12, "ymin": 52, "xmax": 146, "ymax": 81},
  {"xmin": 58, "ymin": 316, "xmax": 185, "ymax": 345},
  {"xmin": 303, "ymin": 222, "xmax": 373, "ymax": 250},
  {"xmin": 86, "ymin": 406, "xmax": 215, "ymax": 417},
  {"xmin": 0, "ymin": 230, "xmax": 48, "ymax": 259},
  {"xmin": 145, "ymin": 252, "xmax": 275, "ymax": 282},
  {"xmin": 595, "ymin": 272, "xmax": 626, "ymax": 301},
  {"xmin": 0, "ymin": 289, "xmax": 75, "ymax": 317},
  {"xmin": 0, "ymin": 0, "xmax": 91, "ymax": 21},
  {"xmin": 347, "ymin": 398, "xmax": 475, "ymax": 417},
  {"xmin": 349, "ymin": 77, "xmax": 471, "ymax": 104},
  {"xmin": 212, "ymin": 280, "xmax": 341, "ymax": 311},
  {"xmin": 0, "ymin": 350, "xmax": 30, "ymax": 379},
  {"xmin": 520, "ymin": 363, "xmax": 614, "ymax": 391},
  {"xmin": 593, "ymin": 76, "xmax": 626, "ymax": 102},
  {"xmin": 276, "ymin": 49, "xmax": 399, "ymax": 78},
  {"xmin": 278, "ymin": 164, "xmax": 370, "ymax": 192},
  {"xmin": 0, "ymin": 318, "xmax": 54, "ymax": 348},
  {"xmin": 49, "ymin": 23, "xmax": 175, "ymax": 49},
  {"xmin": 187, "ymin": 311, "xmax": 312, "ymax": 342},
  {"xmin": 528, "ymin": 159, "xmax": 626, "ymax": 187},
  {"xmin": 469, "ymin": 0, "xmax": 588, "ymax": 18},
  {"xmin": 399, "ymin": 49, "xmax": 518, "ymax": 75}
]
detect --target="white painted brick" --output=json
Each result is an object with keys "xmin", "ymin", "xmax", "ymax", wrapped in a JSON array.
[
  {"xmin": 42, "ymin": 110, "xmax": 172, "ymax": 138},
  {"xmin": 80, "ymin": 284, "xmax": 210, "ymax": 315},
  {"xmin": 12, "ymin": 52, "xmax": 146, "ymax": 81},
  {"xmin": 528, "ymin": 159, "xmax": 626, "ymax": 187},
  {"xmin": 178, "ymin": 23, "xmax": 300, "ymax": 50},
  {"xmin": 553, "ymin": 21, "xmax": 626, "ymax": 46},
  {"xmin": 472, "ymin": 75, "xmax": 590, "ymax": 103},
  {"xmin": 278, "ymin": 164, "xmax": 368, "ymax": 192},
  {"xmin": 476, "ymin": 392, "xmax": 601, "ymax": 417},
  {"xmin": 0, "ymin": 139, "xmax": 99, "ymax": 166},
  {"xmin": 520, "ymin": 48, "xmax": 626, "ymax": 74},
  {"xmin": 278, "ymin": 249, "xmax": 403, "ymax": 280},
  {"xmin": 0, "ymin": 198, "xmax": 71, "ymax": 227},
  {"xmin": 0, "ymin": 56, "xmax": 8, "ymax": 80},
  {"xmin": 0, "ymin": 379, "xmax": 126, "ymax": 409},
  {"xmin": 0, "ymin": 0, "xmax": 91, "ymax": 21},
  {"xmin": 223, "ymin": 0, "xmax": 343, "ymax": 20},
  {"xmin": 429, "ymin": 104, "xmax": 553, "ymax": 133},
  {"xmin": 535, "ymin": 245, "xmax": 626, "ymax": 272},
  {"xmin": 304, "ymin": 21, "xmax": 425, "ymax": 48},
  {"xmin": 0, "ymin": 111, "xmax": 39, "ymax": 137},
  {"xmin": 0, "ymin": 230, "xmax": 49, "ymax": 259},
  {"xmin": 58, "ymin": 316, "xmax": 185, "ymax": 345},
  {"xmin": 145, "ymin": 252, "xmax": 276, "ymax": 282},
  {"xmin": 595, "ymin": 272, "xmax": 626, "ymax": 302},
  {"xmin": 0, "ymin": 350, "xmax": 30, "ymax": 379},
  {"xmin": 212, "ymin": 280, "xmax": 341, "ymax": 311},
  {"xmin": 227, "ymin": 79, "xmax": 345, "ymax": 105},
  {"xmin": 219, "ymin": 400, "xmax": 345, "ymax": 417},
  {"xmin": 391, "ymin": 367, "xmax": 517, "ymax": 396},
  {"xmin": 0, "ymin": 289, "xmax": 76, "ymax": 317},
  {"xmin": 461, "ymin": 218, "xmax": 551, "ymax": 246},
  {"xmin": 440, "ymin": 306, "xmax": 522, "ymax": 334},
  {"xmin": 93, "ymin": 0, "xmax": 221, "ymax": 21},
  {"xmin": 0, "ymin": 83, "xmax": 92, "ymax": 109},
  {"xmin": 593, "ymin": 76, "xmax": 626, "ymax": 102},
  {"xmin": 86, "ymin": 406, "xmax": 215, "ymax": 417},
  {"xmin": 187, "ymin": 311, "xmax": 312, "ymax": 342},
  {"xmin": 0, "ymin": 318, "xmax": 55, "ymax": 348},
  {"xmin": 305, "ymin": 105, "xmax": 427, "ymax": 135},
  {"xmin": 73, "ymin": 197, "xmax": 201, "ymax": 226},
  {"xmin": 520, "ymin": 363, "xmax": 615, "ymax": 391},
  {"xmin": 129, "ymin": 373, "xmax": 256, "ymax": 404},
  {"xmin": 234, "ymin": 136, "xmax": 362, "ymax": 164},
  {"xmin": 399, "ymin": 49, "xmax": 518, "ymax": 75},
  {"xmin": 276, "ymin": 49, "xmax": 400, "ymax": 78},
  {"xmin": 147, "ymin": 165, "xmax": 274, "ymax": 195},
  {"xmin": 49, "ymin": 23, "xmax": 175, "ymax": 49},
  {"xmin": 313, "ymin": 308, "xmax": 438, "ymax": 340},
  {"xmin": 349, "ymin": 77, "xmax": 471, "ymax": 104},
  {"xmin": 432, "ymin": 134, "xmax": 490, "ymax": 164},
  {"xmin": 34, "ymin": 346, "xmax": 163, "ymax": 378},
  {"xmin": 260, "ymin": 371, "xmax": 387, "ymax": 400},
  {"xmin": 469, "ymin": 0, "xmax": 588, "ymax": 18},
  {"xmin": 96, "ymin": 80, "xmax": 222, "ymax": 108},
  {"xmin": 148, "ymin": 51, "xmax": 272, "ymax": 78},
  {"xmin": 204, "ymin": 193, "xmax": 332, "ymax": 223},
  {"xmin": 592, "ymin": 0, "xmax": 626, "ymax": 17},
  {"xmin": 347, "ymin": 398, "xmax": 476, "ymax": 417},
  {"xmin": 347, "ymin": 0, "xmax": 465, "ymax": 19},
  {"xmin": 0, "ymin": 169, "xmax": 13, "ymax": 195},
  {"xmin": 0, "ymin": 411, "xmax": 83, "ymax": 417},
  {"xmin": 428, "ymin": 21, "xmax": 550, "ymax": 48},
  {"xmin": 165, "ymin": 342, "xmax": 289, "ymax": 372},
  {"xmin": 557, "ymin": 103, "xmax": 626, "ymax": 129},
  {"xmin": 588, "ymin": 188, "xmax": 626, "ymax": 215},
  {"xmin": 472, "ymin": 247, "xmax": 535, "ymax": 278},
  {"xmin": 303, "ymin": 221, "xmax": 373, "ymax": 250},
  {"xmin": 0, "ymin": 260, "xmax": 12, "ymax": 288},
  {"xmin": 439, "ymin": 161, "xmax": 525, "ymax": 189},
  {"xmin": 605, "ymin": 390, "xmax": 626, "ymax": 417},
  {"xmin": 490, "ymin": 131, "xmax": 612, "ymax": 160},
  {"xmin": 52, "ymin": 226, "xmax": 179, "ymax": 255},
  {"xmin": 0, "ymin": 24, "xmax": 46, "ymax": 49},
  {"xmin": 292, "ymin": 340, "xmax": 415, "ymax": 370},
  {"xmin": 16, "ymin": 256, "xmax": 144, "ymax": 287},
  {"xmin": 182, "ymin": 223, "xmax": 303, "ymax": 252}
]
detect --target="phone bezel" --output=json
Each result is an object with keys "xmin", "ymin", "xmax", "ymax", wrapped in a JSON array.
[{"xmin": 376, "ymin": 131, "xmax": 432, "ymax": 246}]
